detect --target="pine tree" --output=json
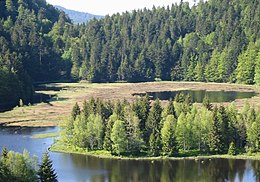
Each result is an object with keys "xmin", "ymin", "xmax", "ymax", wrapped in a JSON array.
[
  {"xmin": 145, "ymin": 99, "xmax": 162, "ymax": 145},
  {"xmin": 103, "ymin": 114, "xmax": 117, "ymax": 151},
  {"xmin": 202, "ymin": 94, "xmax": 212, "ymax": 111},
  {"xmin": 1, "ymin": 147, "xmax": 8, "ymax": 158},
  {"xmin": 207, "ymin": 107, "xmax": 223, "ymax": 154},
  {"xmin": 228, "ymin": 142, "xmax": 236, "ymax": 155},
  {"xmin": 0, "ymin": 147, "xmax": 11, "ymax": 181},
  {"xmin": 71, "ymin": 102, "xmax": 80, "ymax": 120},
  {"xmin": 38, "ymin": 152, "xmax": 58, "ymax": 182},
  {"xmin": 236, "ymin": 42, "xmax": 258, "ymax": 84}
]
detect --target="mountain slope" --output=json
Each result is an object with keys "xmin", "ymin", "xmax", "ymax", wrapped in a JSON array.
[
  {"xmin": 0, "ymin": 0, "xmax": 72, "ymax": 109},
  {"xmin": 65, "ymin": 0, "xmax": 260, "ymax": 84},
  {"xmin": 54, "ymin": 5, "xmax": 103, "ymax": 24}
]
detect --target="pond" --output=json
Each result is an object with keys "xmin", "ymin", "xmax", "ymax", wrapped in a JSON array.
[
  {"xmin": 0, "ymin": 127, "xmax": 259, "ymax": 182},
  {"xmin": 133, "ymin": 90, "xmax": 257, "ymax": 103}
]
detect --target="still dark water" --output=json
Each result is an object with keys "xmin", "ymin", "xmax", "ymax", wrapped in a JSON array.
[
  {"xmin": 134, "ymin": 90, "xmax": 257, "ymax": 103},
  {"xmin": 0, "ymin": 127, "xmax": 259, "ymax": 182}
]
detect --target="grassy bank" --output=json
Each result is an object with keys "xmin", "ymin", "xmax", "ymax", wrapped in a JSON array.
[
  {"xmin": 31, "ymin": 132, "xmax": 60, "ymax": 139},
  {"xmin": 50, "ymin": 142, "xmax": 260, "ymax": 161},
  {"xmin": 0, "ymin": 81, "xmax": 259, "ymax": 127}
]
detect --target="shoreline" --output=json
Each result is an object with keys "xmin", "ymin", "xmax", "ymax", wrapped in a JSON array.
[
  {"xmin": 50, "ymin": 143, "xmax": 260, "ymax": 161},
  {"xmin": 0, "ymin": 81, "xmax": 259, "ymax": 127}
]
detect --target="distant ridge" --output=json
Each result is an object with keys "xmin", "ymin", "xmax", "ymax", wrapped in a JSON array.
[{"xmin": 54, "ymin": 5, "xmax": 103, "ymax": 24}]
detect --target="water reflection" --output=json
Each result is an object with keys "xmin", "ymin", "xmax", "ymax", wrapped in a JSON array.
[
  {"xmin": 133, "ymin": 90, "xmax": 257, "ymax": 103},
  {"xmin": 65, "ymin": 155, "xmax": 258, "ymax": 182},
  {"xmin": 0, "ymin": 127, "xmax": 259, "ymax": 182}
]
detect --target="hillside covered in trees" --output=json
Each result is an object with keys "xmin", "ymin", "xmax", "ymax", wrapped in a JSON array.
[
  {"xmin": 0, "ymin": 0, "xmax": 71, "ymax": 109},
  {"xmin": 1, "ymin": 0, "xmax": 260, "ymax": 109},
  {"xmin": 66, "ymin": 0, "xmax": 260, "ymax": 83}
]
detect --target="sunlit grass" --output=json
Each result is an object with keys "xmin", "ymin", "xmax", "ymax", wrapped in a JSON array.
[
  {"xmin": 50, "ymin": 141, "xmax": 260, "ymax": 161},
  {"xmin": 31, "ymin": 132, "xmax": 60, "ymax": 139},
  {"xmin": 1, "ymin": 81, "xmax": 259, "ymax": 127}
]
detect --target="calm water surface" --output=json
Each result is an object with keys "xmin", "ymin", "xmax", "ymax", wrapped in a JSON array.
[
  {"xmin": 134, "ymin": 90, "xmax": 257, "ymax": 103},
  {"xmin": 0, "ymin": 127, "xmax": 259, "ymax": 182}
]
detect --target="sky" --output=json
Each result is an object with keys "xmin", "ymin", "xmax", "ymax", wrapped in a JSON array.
[{"xmin": 45, "ymin": 0, "xmax": 194, "ymax": 16}]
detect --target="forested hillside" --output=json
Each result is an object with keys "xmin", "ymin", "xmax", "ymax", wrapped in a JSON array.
[
  {"xmin": 66, "ymin": 0, "xmax": 260, "ymax": 83},
  {"xmin": 1, "ymin": 0, "xmax": 260, "ymax": 109},
  {"xmin": 0, "ymin": 0, "xmax": 71, "ymax": 108}
]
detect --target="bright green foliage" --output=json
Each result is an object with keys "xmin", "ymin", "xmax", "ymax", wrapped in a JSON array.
[
  {"xmin": 103, "ymin": 114, "xmax": 118, "ymax": 151},
  {"xmin": 176, "ymin": 112, "xmax": 188, "ymax": 150},
  {"xmin": 111, "ymin": 120, "xmax": 127, "ymax": 155},
  {"xmin": 194, "ymin": 61, "xmax": 204, "ymax": 81},
  {"xmin": 0, "ymin": 150, "xmax": 38, "ymax": 182},
  {"xmin": 149, "ymin": 131, "xmax": 161, "ymax": 156},
  {"xmin": 86, "ymin": 114, "xmax": 104, "ymax": 150},
  {"xmin": 72, "ymin": 114, "xmax": 87, "ymax": 148},
  {"xmin": 124, "ymin": 107, "xmax": 143, "ymax": 153},
  {"xmin": 254, "ymin": 51, "xmax": 260, "ymax": 85},
  {"xmin": 228, "ymin": 142, "xmax": 236, "ymax": 155},
  {"xmin": 164, "ymin": 99, "xmax": 176, "ymax": 118},
  {"xmin": 247, "ymin": 112, "xmax": 260, "ymax": 152},
  {"xmin": 236, "ymin": 42, "xmax": 259, "ymax": 84},
  {"xmin": 205, "ymin": 50, "xmax": 220, "ymax": 82},
  {"xmin": 217, "ymin": 48, "xmax": 229, "ymax": 82},
  {"xmin": 61, "ymin": 98, "xmax": 260, "ymax": 157},
  {"xmin": 38, "ymin": 152, "xmax": 58, "ymax": 182},
  {"xmin": 161, "ymin": 115, "xmax": 177, "ymax": 156},
  {"xmin": 63, "ymin": 116, "xmax": 74, "ymax": 144}
]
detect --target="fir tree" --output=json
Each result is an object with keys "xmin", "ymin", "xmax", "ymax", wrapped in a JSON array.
[
  {"xmin": 71, "ymin": 102, "xmax": 80, "ymax": 120},
  {"xmin": 38, "ymin": 152, "xmax": 58, "ymax": 182},
  {"xmin": 228, "ymin": 142, "xmax": 236, "ymax": 155}
]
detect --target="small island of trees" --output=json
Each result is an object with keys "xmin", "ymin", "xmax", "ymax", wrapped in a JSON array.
[{"xmin": 55, "ymin": 94, "xmax": 260, "ymax": 158}]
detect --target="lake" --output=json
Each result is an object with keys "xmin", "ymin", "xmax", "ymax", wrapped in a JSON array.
[
  {"xmin": 0, "ymin": 127, "xmax": 259, "ymax": 182},
  {"xmin": 133, "ymin": 90, "xmax": 257, "ymax": 103}
]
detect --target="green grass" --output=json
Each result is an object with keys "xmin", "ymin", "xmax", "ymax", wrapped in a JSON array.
[
  {"xmin": 50, "ymin": 141, "xmax": 260, "ymax": 161},
  {"xmin": 31, "ymin": 132, "xmax": 60, "ymax": 139}
]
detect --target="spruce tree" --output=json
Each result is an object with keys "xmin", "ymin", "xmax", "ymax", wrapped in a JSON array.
[
  {"xmin": 38, "ymin": 152, "xmax": 58, "ymax": 182},
  {"xmin": 71, "ymin": 102, "xmax": 80, "ymax": 120},
  {"xmin": 202, "ymin": 94, "xmax": 212, "ymax": 111},
  {"xmin": 0, "ymin": 147, "xmax": 11, "ymax": 182},
  {"xmin": 228, "ymin": 142, "xmax": 236, "ymax": 155}
]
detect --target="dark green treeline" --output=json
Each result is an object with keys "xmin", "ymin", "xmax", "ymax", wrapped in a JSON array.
[
  {"xmin": 62, "ymin": 96, "xmax": 260, "ymax": 156},
  {"xmin": 0, "ymin": 0, "xmax": 71, "ymax": 108},
  {"xmin": 1, "ymin": 0, "xmax": 260, "ymax": 108}
]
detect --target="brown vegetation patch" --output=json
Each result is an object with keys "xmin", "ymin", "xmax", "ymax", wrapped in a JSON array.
[{"xmin": 0, "ymin": 82, "xmax": 259, "ymax": 127}]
